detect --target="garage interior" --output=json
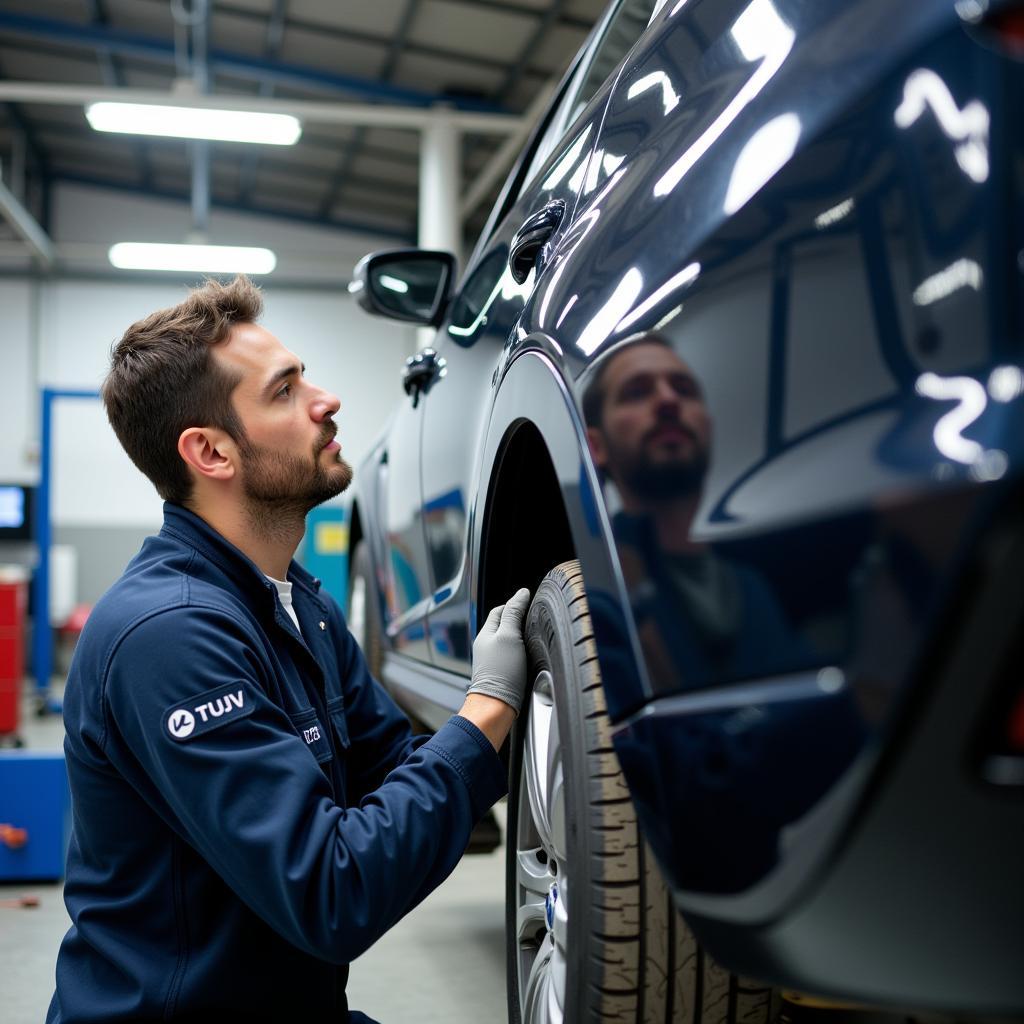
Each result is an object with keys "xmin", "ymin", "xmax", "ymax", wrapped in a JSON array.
[
  {"xmin": 0, "ymin": 2, "xmax": 600, "ymax": 1021},
  {"xmin": 0, "ymin": 2, "xmax": 1015, "ymax": 1024}
]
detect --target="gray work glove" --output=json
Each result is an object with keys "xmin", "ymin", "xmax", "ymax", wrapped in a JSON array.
[{"xmin": 467, "ymin": 588, "xmax": 532, "ymax": 715}]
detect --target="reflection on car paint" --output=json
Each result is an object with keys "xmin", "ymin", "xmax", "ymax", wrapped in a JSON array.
[
  {"xmin": 652, "ymin": 0, "xmax": 795, "ymax": 198},
  {"xmin": 894, "ymin": 68, "xmax": 989, "ymax": 182}
]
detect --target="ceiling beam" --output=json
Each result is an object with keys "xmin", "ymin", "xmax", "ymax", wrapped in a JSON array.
[
  {"xmin": 0, "ymin": 175, "xmax": 55, "ymax": 266},
  {"xmin": 0, "ymin": 82, "xmax": 524, "ymax": 134},
  {"xmin": 24, "ymin": 110, "xmax": 421, "ymax": 169},
  {"xmin": 53, "ymin": 172, "xmax": 414, "ymax": 241},
  {"xmin": 0, "ymin": 12, "xmax": 507, "ymax": 111}
]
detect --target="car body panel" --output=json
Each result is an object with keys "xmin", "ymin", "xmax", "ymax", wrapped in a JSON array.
[{"xmin": 350, "ymin": 0, "xmax": 1024, "ymax": 1008}]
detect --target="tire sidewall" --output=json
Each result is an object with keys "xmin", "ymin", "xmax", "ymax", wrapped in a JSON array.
[{"xmin": 506, "ymin": 567, "xmax": 598, "ymax": 1024}]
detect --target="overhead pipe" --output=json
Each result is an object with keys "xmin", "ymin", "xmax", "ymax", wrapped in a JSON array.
[{"xmin": 175, "ymin": 0, "xmax": 212, "ymax": 237}]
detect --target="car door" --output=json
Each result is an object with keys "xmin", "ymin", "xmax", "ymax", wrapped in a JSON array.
[{"xmin": 418, "ymin": 0, "xmax": 662, "ymax": 676}]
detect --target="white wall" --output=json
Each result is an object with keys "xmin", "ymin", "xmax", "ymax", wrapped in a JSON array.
[
  {"xmin": 0, "ymin": 281, "xmax": 36, "ymax": 485},
  {"xmin": 2, "ymin": 182, "xmax": 417, "ymax": 533}
]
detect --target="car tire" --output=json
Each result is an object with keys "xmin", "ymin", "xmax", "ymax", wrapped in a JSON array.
[
  {"xmin": 506, "ymin": 559, "xmax": 776, "ymax": 1024},
  {"xmin": 348, "ymin": 540, "xmax": 383, "ymax": 679}
]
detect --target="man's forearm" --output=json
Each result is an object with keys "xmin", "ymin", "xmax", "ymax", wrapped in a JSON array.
[{"xmin": 457, "ymin": 693, "xmax": 517, "ymax": 751}]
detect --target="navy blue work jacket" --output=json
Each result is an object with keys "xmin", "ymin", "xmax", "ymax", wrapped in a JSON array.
[{"xmin": 49, "ymin": 503, "xmax": 507, "ymax": 1023}]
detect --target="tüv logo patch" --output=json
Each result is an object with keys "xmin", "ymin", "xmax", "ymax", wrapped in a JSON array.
[
  {"xmin": 165, "ymin": 685, "xmax": 253, "ymax": 742},
  {"xmin": 167, "ymin": 709, "xmax": 196, "ymax": 739}
]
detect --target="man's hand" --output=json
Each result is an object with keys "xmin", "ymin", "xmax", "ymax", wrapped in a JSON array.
[
  {"xmin": 458, "ymin": 589, "xmax": 531, "ymax": 751},
  {"xmin": 467, "ymin": 588, "xmax": 531, "ymax": 714}
]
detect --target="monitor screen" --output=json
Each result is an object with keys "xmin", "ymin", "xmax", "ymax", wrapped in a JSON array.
[
  {"xmin": 0, "ymin": 486, "xmax": 25, "ymax": 529},
  {"xmin": 0, "ymin": 485, "xmax": 33, "ymax": 541}
]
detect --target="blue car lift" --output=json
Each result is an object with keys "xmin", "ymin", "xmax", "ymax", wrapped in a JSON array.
[{"xmin": 33, "ymin": 388, "xmax": 100, "ymax": 715}]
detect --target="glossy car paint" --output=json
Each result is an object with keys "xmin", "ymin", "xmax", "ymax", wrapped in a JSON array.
[{"xmin": 352, "ymin": 0, "xmax": 1024, "ymax": 1009}]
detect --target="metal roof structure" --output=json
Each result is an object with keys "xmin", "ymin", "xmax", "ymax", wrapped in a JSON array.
[{"xmin": 0, "ymin": 0, "xmax": 604, "ymax": 261}]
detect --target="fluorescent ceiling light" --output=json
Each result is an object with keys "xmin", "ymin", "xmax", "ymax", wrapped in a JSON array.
[
  {"xmin": 109, "ymin": 243, "xmax": 277, "ymax": 274},
  {"xmin": 87, "ymin": 102, "xmax": 301, "ymax": 145},
  {"xmin": 379, "ymin": 274, "xmax": 409, "ymax": 294}
]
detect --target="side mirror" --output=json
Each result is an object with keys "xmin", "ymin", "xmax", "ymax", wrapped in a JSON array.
[{"xmin": 349, "ymin": 249, "xmax": 457, "ymax": 327}]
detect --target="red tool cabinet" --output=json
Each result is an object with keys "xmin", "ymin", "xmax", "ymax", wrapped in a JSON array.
[{"xmin": 0, "ymin": 568, "xmax": 28, "ymax": 737}]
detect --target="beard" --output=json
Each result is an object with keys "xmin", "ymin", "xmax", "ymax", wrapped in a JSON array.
[
  {"xmin": 237, "ymin": 431, "xmax": 353, "ymax": 540},
  {"xmin": 605, "ymin": 430, "xmax": 709, "ymax": 502}
]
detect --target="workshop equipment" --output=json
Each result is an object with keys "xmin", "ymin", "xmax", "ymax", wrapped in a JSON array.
[
  {"xmin": 0, "ymin": 565, "xmax": 28, "ymax": 740},
  {"xmin": 0, "ymin": 750, "xmax": 70, "ymax": 880}
]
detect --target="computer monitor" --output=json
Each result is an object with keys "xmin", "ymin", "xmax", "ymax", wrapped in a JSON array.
[{"xmin": 0, "ymin": 484, "xmax": 34, "ymax": 542}]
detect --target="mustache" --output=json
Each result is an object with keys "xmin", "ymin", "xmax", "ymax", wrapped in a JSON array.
[
  {"xmin": 643, "ymin": 416, "xmax": 697, "ymax": 445},
  {"xmin": 318, "ymin": 423, "xmax": 338, "ymax": 450}
]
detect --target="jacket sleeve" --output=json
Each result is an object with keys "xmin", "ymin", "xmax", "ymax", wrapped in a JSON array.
[{"xmin": 101, "ymin": 604, "xmax": 507, "ymax": 965}]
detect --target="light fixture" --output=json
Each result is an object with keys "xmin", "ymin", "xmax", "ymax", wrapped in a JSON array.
[
  {"xmin": 108, "ymin": 243, "xmax": 277, "ymax": 275},
  {"xmin": 86, "ymin": 102, "xmax": 301, "ymax": 145},
  {"xmin": 378, "ymin": 274, "xmax": 409, "ymax": 294}
]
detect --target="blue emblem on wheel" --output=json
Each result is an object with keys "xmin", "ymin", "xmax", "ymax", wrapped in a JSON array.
[{"xmin": 545, "ymin": 882, "xmax": 558, "ymax": 930}]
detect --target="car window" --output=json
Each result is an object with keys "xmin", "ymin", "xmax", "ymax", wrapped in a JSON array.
[
  {"xmin": 446, "ymin": 250, "xmax": 508, "ymax": 345},
  {"xmin": 522, "ymin": 0, "xmax": 659, "ymax": 188}
]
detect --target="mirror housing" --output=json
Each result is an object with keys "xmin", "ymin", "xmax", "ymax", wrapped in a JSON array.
[{"xmin": 349, "ymin": 249, "xmax": 457, "ymax": 327}]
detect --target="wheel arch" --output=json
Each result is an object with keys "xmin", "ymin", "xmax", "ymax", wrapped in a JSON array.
[
  {"xmin": 478, "ymin": 419, "xmax": 576, "ymax": 619},
  {"xmin": 473, "ymin": 345, "xmax": 650, "ymax": 723}
]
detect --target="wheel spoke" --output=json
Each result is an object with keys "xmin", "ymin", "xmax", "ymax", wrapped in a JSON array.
[
  {"xmin": 515, "ymin": 848, "xmax": 549, "ymax": 944},
  {"xmin": 527, "ymin": 671, "xmax": 568, "ymax": 865},
  {"xmin": 546, "ymin": 733, "xmax": 568, "ymax": 865},
  {"xmin": 549, "ymin": 879, "xmax": 570, "ymax": 974},
  {"xmin": 522, "ymin": 934, "xmax": 563, "ymax": 1024},
  {"xmin": 516, "ymin": 846, "xmax": 551, "ymax": 900}
]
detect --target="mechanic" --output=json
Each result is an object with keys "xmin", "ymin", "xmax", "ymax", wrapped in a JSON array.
[{"xmin": 47, "ymin": 275, "xmax": 530, "ymax": 1024}]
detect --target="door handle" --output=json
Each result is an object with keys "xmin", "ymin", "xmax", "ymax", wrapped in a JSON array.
[
  {"xmin": 402, "ymin": 348, "xmax": 447, "ymax": 408},
  {"xmin": 508, "ymin": 199, "xmax": 566, "ymax": 284}
]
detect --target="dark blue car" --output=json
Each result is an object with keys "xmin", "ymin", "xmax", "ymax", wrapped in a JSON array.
[{"xmin": 348, "ymin": 1, "xmax": 1024, "ymax": 1020}]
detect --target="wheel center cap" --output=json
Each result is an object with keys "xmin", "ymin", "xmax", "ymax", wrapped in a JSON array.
[{"xmin": 545, "ymin": 882, "xmax": 558, "ymax": 930}]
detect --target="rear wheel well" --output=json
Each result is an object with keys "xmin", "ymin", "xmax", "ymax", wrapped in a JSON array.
[{"xmin": 480, "ymin": 421, "xmax": 576, "ymax": 615}]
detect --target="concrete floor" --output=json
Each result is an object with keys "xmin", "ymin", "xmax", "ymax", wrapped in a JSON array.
[{"xmin": 0, "ymin": 681, "xmax": 508, "ymax": 1024}]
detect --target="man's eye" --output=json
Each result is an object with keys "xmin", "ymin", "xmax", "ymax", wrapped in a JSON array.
[
  {"xmin": 621, "ymin": 382, "xmax": 652, "ymax": 401},
  {"xmin": 276, "ymin": 383, "xmax": 292, "ymax": 398}
]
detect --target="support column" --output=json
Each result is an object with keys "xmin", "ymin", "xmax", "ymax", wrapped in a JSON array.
[
  {"xmin": 418, "ymin": 113, "xmax": 461, "ymax": 260},
  {"xmin": 417, "ymin": 112, "xmax": 460, "ymax": 350}
]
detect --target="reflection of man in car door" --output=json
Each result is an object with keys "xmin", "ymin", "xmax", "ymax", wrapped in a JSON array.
[
  {"xmin": 584, "ymin": 334, "xmax": 868, "ymax": 891},
  {"xmin": 583, "ymin": 333, "xmax": 799, "ymax": 692}
]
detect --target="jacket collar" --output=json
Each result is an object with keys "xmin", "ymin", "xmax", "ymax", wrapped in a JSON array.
[{"xmin": 160, "ymin": 502, "xmax": 326, "ymax": 612}]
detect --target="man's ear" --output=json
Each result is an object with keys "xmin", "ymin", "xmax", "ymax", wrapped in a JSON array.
[
  {"xmin": 586, "ymin": 426, "xmax": 608, "ymax": 470},
  {"xmin": 178, "ymin": 427, "xmax": 236, "ymax": 483}
]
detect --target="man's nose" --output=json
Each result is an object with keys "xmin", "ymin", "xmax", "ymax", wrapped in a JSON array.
[
  {"xmin": 654, "ymin": 380, "xmax": 682, "ymax": 409},
  {"xmin": 311, "ymin": 387, "xmax": 341, "ymax": 420}
]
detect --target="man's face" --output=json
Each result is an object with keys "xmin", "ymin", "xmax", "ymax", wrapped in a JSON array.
[
  {"xmin": 588, "ymin": 342, "xmax": 711, "ymax": 501},
  {"xmin": 214, "ymin": 323, "xmax": 352, "ymax": 512}
]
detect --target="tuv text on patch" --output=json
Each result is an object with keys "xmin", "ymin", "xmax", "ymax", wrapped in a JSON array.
[{"xmin": 164, "ymin": 682, "xmax": 256, "ymax": 742}]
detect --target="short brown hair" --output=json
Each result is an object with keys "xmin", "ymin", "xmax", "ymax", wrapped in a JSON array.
[{"xmin": 101, "ymin": 275, "xmax": 263, "ymax": 505}]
